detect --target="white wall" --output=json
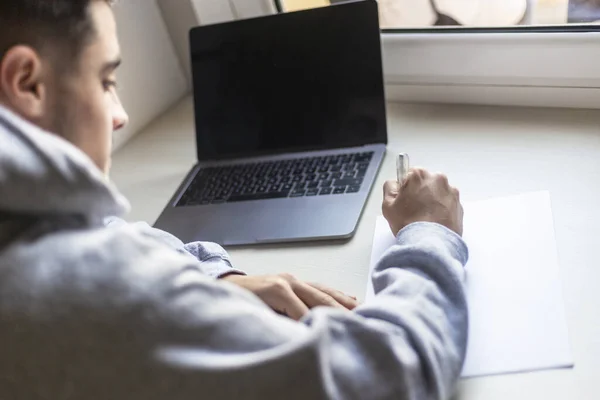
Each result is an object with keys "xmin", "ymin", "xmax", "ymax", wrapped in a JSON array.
[
  {"xmin": 229, "ymin": 0, "xmax": 277, "ymax": 18},
  {"xmin": 112, "ymin": 0, "xmax": 189, "ymax": 150},
  {"xmin": 156, "ymin": 0, "xmax": 199, "ymax": 83},
  {"xmin": 191, "ymin": 0, "xmax": 236, "ymax": 24}
]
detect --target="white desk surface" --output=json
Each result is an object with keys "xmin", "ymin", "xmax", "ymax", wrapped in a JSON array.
[{"xmin": 111, "ymin": 96, "xmax": 600, "ymax": 400}]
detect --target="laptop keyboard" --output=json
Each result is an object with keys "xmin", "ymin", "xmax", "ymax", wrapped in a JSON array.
[{"xmin": 176, "ymin": 151, "xmax": 374, "ymax": 207}]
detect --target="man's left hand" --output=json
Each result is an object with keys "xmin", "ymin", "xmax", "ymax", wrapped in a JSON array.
[{"xmin": 222, "ymin": 273, "xmax": 358, "ymax": 321}]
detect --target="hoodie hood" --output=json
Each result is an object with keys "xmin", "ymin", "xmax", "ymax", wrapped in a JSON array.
[{"xmin": 0, "ymin": 105, "xmax": 130, "ymax": 223}]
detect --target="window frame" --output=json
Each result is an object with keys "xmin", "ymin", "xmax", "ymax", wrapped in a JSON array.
[{"xmin": 192, "ymin": 0, "xmax": 600, "ymax": 109}]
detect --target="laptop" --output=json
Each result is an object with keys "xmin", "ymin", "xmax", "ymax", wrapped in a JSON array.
[{"xmin": 153, "ymin": 0, "xmax": 388, "ymax": 246}]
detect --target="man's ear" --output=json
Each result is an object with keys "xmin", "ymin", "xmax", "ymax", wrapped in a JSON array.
[{"xmin": 0, "ymin": 45, "xmax": 47, "ymax": 120}]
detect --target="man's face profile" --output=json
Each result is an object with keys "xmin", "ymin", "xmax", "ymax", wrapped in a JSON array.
[{"xmin": 0, "ymin": 0, "xmax": 129, "ymax": 174}]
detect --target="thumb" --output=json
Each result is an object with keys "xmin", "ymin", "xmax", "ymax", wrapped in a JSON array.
[{"xmin": 383, "ymin": 180, "xmax": 400, "ymax": 202}]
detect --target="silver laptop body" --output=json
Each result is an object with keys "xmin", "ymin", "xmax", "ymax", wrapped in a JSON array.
[{"xmin": 154, "ymin": 1, "xmax": 388, "ymax": 246}]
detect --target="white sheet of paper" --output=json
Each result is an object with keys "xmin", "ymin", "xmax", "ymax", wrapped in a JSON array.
[{"xmin": 366, "ymin": 191, "xmax": 573, "ymax": 378}]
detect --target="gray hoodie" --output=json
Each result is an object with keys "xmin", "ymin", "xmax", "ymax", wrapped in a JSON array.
[{"xmin": 0, "ymin": 105, "xmax": 468, "ymax": 400}]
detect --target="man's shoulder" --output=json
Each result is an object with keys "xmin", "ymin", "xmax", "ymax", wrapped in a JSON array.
[
  {"xmin": 0, "ymin": 222, "xmax": 198, "ymax": 312},
  {"xmin": 9, "ymin": 221, "xmax": 191, "ymax": 265}
]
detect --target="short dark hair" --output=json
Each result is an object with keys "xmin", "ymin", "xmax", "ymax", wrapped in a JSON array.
[{"xmin": 0, "ymin": 0, "xmax": 114, "ymax": 65}]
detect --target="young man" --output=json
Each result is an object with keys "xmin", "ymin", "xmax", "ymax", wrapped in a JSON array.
[{"xmin": 0, "ymin": 1, "xmax": 469, "ymax": 399}]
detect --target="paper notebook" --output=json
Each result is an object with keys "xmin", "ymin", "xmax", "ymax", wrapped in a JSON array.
[{"xmin": 366, "ymin": 191, "xmax": 573, "ymax": 378}]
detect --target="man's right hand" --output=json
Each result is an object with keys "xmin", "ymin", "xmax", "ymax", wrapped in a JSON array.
[{"xmin": 382, "ymin": 168, "xmax": 464, "ymax": 237}]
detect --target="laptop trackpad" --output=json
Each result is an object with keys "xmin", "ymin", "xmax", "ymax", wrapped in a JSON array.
[{"xmin": 219, "ymin": 198, "xmax": 360, "ymax": 246}]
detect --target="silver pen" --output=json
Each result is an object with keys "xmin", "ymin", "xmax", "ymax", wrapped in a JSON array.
[{"xmin": 396, "ymin": 153, "xmax": 410, "ymax": 183}]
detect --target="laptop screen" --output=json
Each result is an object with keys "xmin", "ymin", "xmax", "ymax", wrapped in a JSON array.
[{"xmin": 189, "ymin": 0, "xmax": 387, "ymax": 161}]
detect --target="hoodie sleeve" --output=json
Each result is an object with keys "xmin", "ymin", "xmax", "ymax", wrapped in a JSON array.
[
  {"xmin": 143, "ymin": 221, "xmax": 468, "ymax": 400},
  {"xmin": 0, "ymin": 221, "xmax": 467, "ymax": 400},
  {"xmin": 103, "ymin": 216, "xmax": 244, "ymax": 278}
]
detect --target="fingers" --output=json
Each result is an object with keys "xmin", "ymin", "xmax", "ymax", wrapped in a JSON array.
[
  {"xmin": 452, "ymin": 187, "xmax": 460, "ymax": 199},
  {"xmin": 272, "ymin": 275, "xmax": 352, "ymax": 319},
  {"xmin": 282, "ymin": 296, "xmax": 310, "ymax": 321},
  {"xmin": 436, "ymin": 173, "xmax": 450, "ymax": 187},
  {"xmin": 456, "ymin": 202, "xmax": 465, "ymax": 236},
  {"xmin": 292, "ymin": 280, "xmax": 347, "ymax": 310},
  {"xmin": 232, "ymin": 274, "xmax": 354, "ymax": 321},
  {"xmin": 409, "ymin": 167, "xmax": 429, "ymax": 181},
  {"xmin": 383, "ymin": 180, "xmax": 399, "ymax": 201},
  {"xmin": 272, "ymin": 280, "xmax": 310, "ymax": 320},
  {"xmin": 384, "ymin": 168, "xmax": 431, "ymax": 200},
  {"xmin": 307, "ymin": 282, "xmax": 359, "ymax": 310},
  {"xmin": 274, "ymin": 275, "xmax": 359, "ymax": 318}
]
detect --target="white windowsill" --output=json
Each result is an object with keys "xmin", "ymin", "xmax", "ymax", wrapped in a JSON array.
[{"xmin": 216, "ymin": 0, "xmax": 600, "ymax": 109}]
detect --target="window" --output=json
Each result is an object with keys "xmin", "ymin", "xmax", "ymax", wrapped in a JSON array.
[
  {"xmin": 193, "ymin": 0, "xmax": 600, "ymax": 109},
  {"xmin": 277, "ymin": 0, "xmax": 600, "ymax": 28}
]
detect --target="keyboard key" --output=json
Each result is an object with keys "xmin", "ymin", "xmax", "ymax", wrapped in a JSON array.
[
  {"xmin": 355, "ymin": 152, "xmax": 374, "ymax": 163},
  {"xmin": 290, "ymin": 190, "xmax": 306, "ymax": 198},
  {"xmin": 334, "ymin": 178, "xmax": 362, "ymax": 187},
  {"xmin": 333, "ymin": 186, "xmax": 347, "ymax": 195},
  {"xmin": 228, "ymin": 191, "xmax": 289, "ymax": 202},
  {"xmin": 177, "ymin": 152, "xmax": 370, "ymax": 206}
]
